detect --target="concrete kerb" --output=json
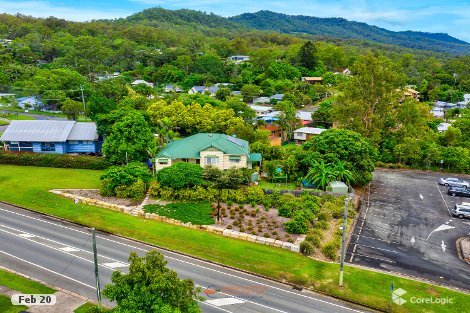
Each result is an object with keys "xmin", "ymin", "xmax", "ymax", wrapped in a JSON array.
[
  {"xmin": 457, "ymin": 236, "xmax": 470, "ymax": 265},
  {"xmin": 49, "ymin": 190, "xmax": 305, "ymax": 253}
]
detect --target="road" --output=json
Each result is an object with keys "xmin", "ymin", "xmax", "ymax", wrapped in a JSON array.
[
  {"xmin": 0, "ymin": 202, "xmax": 368, "ymax": 313},
  {"xmin": 347, "ymin": 169, "xmax": 470, "ymax": 291}
]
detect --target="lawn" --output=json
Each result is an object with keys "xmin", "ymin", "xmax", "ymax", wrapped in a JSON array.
[
  {"xmin": 0, "ymin": 113, "xmax": 35, "ymax": 120},
  {"xmin": 74, "ymin": 302, "xmax": 110, "ymax": 313},
  {"xmin": 0, "ymin": 165, "xmax": 469, "ymax": 313},
  {"xmin": 257, "ymin": 180, "xmax": 297, "ymax": 190},
  {"xmin": 0, "ymin": 268, "xmax": 55, "ymax": 313},
  {"xmin": 144, "ymin": 202, "xmax": 215, "ymax": 225},
  {"xmin": 0, "ymin": 120, "xmax": 9, "ymax": 126}
]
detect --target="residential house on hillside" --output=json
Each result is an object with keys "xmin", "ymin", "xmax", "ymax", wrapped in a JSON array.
[
  {"xmin": 252, "ymin": 97, "xmax": 271, "ymax": 104},
  {"xmin": 131, "ymin": 80, "xmax": 154, "ymax": 88},
  {"xmin": 457, "ymin": 94, "xmax": 470, "ymax": 107},
  {"xmin": 262, "ymin": 124, "xmax": 282, "ymax": 146},
  {"xmin": 403, "ymin": 88, "xmax": 420, "ymax": 101},
  {"xmin": 249, "ymin": 105, "xmax": 273, "ymax": 115},
  {"xmin": 163, "ymin": 84, "xmax": 182, "ymax": 93},
  {"xmin": 293, "ymin": 127, "xmax": 326, "ymax": 143},
  {"xmin": 437, "ymin": 123, "xmax": 451, "ymax": 133},
  {"xmin": 188, "ymin": 86, "xmax": 206, "ymax": 94},
  {"xmin": 301, "ymin": 77, "xmax": 323, "ymax": 84},
  {"xmin": 1, "ymin": 120, "xmax": 102, "ymax": 154},
  {"xmin": 229, "ymin": 55, "xmax": 250, "ymax": 63},
  {"xmin": 155, "ymin": 133, "xmax": 261, "ymax": 171},
  {"xmin": 270, "ymin": 94, "xmax": 284, "ymax": 102},
  {"xmin": 16, "ymin": 96, "xmax": 45, "ymax": 110},
  {"xmin": 296, "ymin": 111, "xmax": 314, "ymax": 125}
]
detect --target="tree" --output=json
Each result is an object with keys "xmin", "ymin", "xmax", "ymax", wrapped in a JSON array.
[
  {"xmin": 303, "ymin": 129, "xmax": 377, "ymax": 186},
  {"xmin": 157, "ymin": 162, "xmax": 204, "ymax": 189},
  {"xmin": 203, "ymin": 166, "xmax": 244, "ymax": 222},
  {"xmin": 61, "ymin": 98, "xmax": 82, "ymax": 120},
  {"xmin": 240, "ymin": 84, "xmax": 261, "ymax": 103},
  {"xmin": 298, "ymin": 41, "xmax": 317, "ymax": 70},
  {"xmin": 305, "ymin": 160, "xmax": 335, "ymax": 190},
  {"xmin": 102, "ymin": 110, "xmax": 156, "ymax": 164},
  {"xmin": 103, "ymin": 251, "xmax": 201, "ymax": 313},
  {"xmin": 332, "ymin": 160, "xmax": 353, "ymax": 185},
  {"xmin": 275, "ymin": 100, "xmax": 300, "ymax": 140},
  {"xmin": 333, "ymin": 53, "xmax": 404, "ymax": 145}
]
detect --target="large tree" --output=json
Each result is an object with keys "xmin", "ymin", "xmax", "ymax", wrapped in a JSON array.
[
  {"xmin": 102, "ymin": 110, "xmax": 156, "ymax": 164},
  {"xmin": 103, "ymin": 251, "xmax": 201, "ymax": 313},
  {"xmin": 298, "ymin": 41, "xmax": 318, "ymax": 70},
  {"xmin": 333, "ymin": 52, "xmax": 405, "ymax": 145}
]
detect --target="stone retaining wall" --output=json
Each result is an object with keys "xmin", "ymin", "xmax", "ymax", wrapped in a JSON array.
[{"xmin": 50, "ymin": 189, "xmax": 304, "ymax": 253}]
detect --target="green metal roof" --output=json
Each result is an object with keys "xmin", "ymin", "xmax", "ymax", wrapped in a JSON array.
[
  {"xmin": 249, "ymin": 153, "xmax": 262, "ymax": 162},
  {"xmin": 157, "ymin": 133, "xmax": 250, "ymax": 159}
]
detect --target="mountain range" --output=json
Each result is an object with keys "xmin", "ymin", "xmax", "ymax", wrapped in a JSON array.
[{"xmin": 122, "ymin": 8, "xmax": 470, "ymax": 55}]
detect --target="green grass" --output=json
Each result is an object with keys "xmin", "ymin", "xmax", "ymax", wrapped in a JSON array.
[
  {"xmin": 0, "ymin": 120, "xmax": 9, "ymax": 126},
  {"xmin": 257, "ymin": 180, "xmax": 297, "ymax": 190},
  {"xmin": 0, "ymin": 269, "xmax": 54, "ymax": 313},
  {"xmin": 144, "ymin": 202, "xmax": 215, "ymax": 225},
  {"xmin": 0, "ymin": 165, "xmax": 469, "ymax": 313},
  {"xmin": 0, "ymin": 107, "xmax": 66, "ymax": 118},
  {"xmin": 74, "ymin": 302, "xmax": 110, "ymax": 313},
  {"xmin": 0, "ymin": 269, "xmax": 55, "ymax": 294},
  {"xmin": 0, "ymin": 295, "xmax": 27, "ymax": 313},
  {"xmin": 0, "ymin": 113, "xmax": 35, "ymax": 120}
]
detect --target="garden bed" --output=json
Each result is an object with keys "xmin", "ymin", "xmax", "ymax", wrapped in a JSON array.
[{"xmin": 60, "ymin": 189, "xmax": 140, "ymax": 207}]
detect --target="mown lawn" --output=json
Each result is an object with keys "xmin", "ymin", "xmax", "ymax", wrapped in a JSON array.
[
  {"xmin": 144, "ymin": 202, "xmax": 215, "ymax": 225},
  {"xmin": 0, "ymin": 268, "xmax": 55, "ymax": 313},
  {"xmin": 0, "ymin": 120, "xmax": 9, "ymax": 126},
  {"xmin": 257, "ymin": 180, "xmax": 297, "ymax": 190},
  {"xmin": 0, "ymin": 165, "xmax": 469, "ymax": 313},
  {"xmin": 0, "ymin": 113, "xmax": 35, "ymax": 120}
]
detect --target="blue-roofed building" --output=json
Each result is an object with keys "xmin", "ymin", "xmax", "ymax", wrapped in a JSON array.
[
  {"xmin": 1, "ymin": 120, "xmax": 102, "ymax": 154},
  {"xmin": 188, "ymin": 86, "xmax": 206, "ymax": 94}
]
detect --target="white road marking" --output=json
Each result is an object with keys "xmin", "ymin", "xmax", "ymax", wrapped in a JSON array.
[
  {"xmin": 59, "ymin": 247, "xmax": 81, "ymax": 252},
  {"xmin": 435, "ymin": 182, "xmax": 452, "ymax": 216},
  {"xmin": 358, "ymin": 244, "xmax": 399, "ymax": 254},
  {"xmin": 18, "ymin": 233, "xmax": 35, "ymax": 238},
  {"xmin": 0, "ymin": 206, "xmax": 366, "ymax": 313},
  {"xmin": 205, "ymin": 298, "xmax": 245, "ymax": 306},
  {"xmin": 349, "ymin": 252, "xmax": 396, "ymax": 264},
  {"xmin": 419, "ymin": 194, "xmax": 424, "ymax": 200},
  {"xmin": 426, "ymin": 224, "xmax": 456, "ymax": 240},
  {"xmin": 410, "ymin": 236, "xmax": 416, "ymax": 245},
  {"xmin": 441, "ymin": 241, "xmax": 446, "ymax": 252},
  {"xmin": 102, "ymin": 262, "xmax": 128, "ymax": 269},
  {"xmin": 200, "ymin": 301, "xmax": 233, "ymax": 313},
  {"xmin": 0, "ymin": 250, "xmax": 95, "ymax": 289}
]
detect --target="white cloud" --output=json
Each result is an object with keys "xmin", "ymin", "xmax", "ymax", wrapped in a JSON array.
[{"xmin": 0, "ymin": 1, "xmax": 132, "ymax": 21}]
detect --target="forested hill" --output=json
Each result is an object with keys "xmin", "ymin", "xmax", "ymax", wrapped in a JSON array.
[{"xmin": 229, "ymin": 10, "xmax": 470, "ymax": 55}]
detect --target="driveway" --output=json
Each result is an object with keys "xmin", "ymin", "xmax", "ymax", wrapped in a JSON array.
[{"xmin": 347, "ymin": 169, "xmax": 470, "ymax": 291}]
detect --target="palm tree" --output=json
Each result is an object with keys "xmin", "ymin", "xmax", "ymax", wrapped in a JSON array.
[
  {"xmin": 332, "ymin": 160, "xmax": 354, "ymax": 185},
  {"xmin": 305, "ymin": 160, "xmax": 335, "ymax": 190}
]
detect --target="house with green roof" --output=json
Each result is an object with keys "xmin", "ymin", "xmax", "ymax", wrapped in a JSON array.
[{"xmin": 156, "ymin": 133, "xmax": 262, "ymax": 171}]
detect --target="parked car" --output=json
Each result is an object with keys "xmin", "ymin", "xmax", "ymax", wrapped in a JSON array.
[
  {"xmin": 452, "ymin": 203, "xmax": 470, "ymax": 219},
  {"xmin": 439, "ymin": 177, "xmax": 470, "ymax": 188},
  {"xmin": 448, "ymin": 187, "xmax": 470, "ymax": 197}
]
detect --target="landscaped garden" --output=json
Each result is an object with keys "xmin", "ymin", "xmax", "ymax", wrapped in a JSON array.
[{"xmin": 144, "ymin": 202, "xmax": 215, "ymax": 225}]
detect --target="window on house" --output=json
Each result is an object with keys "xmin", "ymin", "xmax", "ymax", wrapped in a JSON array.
[
  {"xmin": 158, "ymin": 158, "xmax": 169, "ymax": 164},
  {"xmin": 182, "ymin": 158, "xmax": 189, "ymax": 162},
  {"xmin": 41, "ymin": 142, "xmax": 56, "ymax": 152},
  {"xmin": 205, "ymin": 156, "xmax": 219, "ymax": 164},
  {"xmin": 229, "ymin": 156, "xmax": 241, "ymax": 163}
]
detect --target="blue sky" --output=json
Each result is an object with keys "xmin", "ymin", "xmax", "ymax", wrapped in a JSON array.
[{"xmin": 1, "ymin": 0, "xmax": 470, "ymax": 42}]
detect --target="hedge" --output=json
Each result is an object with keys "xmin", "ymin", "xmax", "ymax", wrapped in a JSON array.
[{"xmin": 0, "ymin": 151, "xmax": 111, "ymax": 170}]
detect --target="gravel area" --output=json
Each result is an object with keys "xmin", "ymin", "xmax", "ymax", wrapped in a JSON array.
[{"xmin": 61, "ymin": 189, "xmax": 140, "ymax": 207}]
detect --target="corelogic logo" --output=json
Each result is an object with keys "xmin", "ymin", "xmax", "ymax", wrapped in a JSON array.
[{"xmin": 392, "ymin": 288, "xmax": 407, "ymax": 305}]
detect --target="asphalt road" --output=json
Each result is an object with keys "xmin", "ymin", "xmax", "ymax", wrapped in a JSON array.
[
  {"xmin": 0, "ymin": 202, "xmax": 368, "ymax": 313},
  {"xmin": 347, "ymin": 169, "xmax": 470, "ymax": 292}
]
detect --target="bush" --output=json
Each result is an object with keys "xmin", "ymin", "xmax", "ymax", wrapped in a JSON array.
[
  {"xmin": 0, "ymin": 151, "xmax": 111, "ymax": 169},
  {"xmin": 100, "ymin": 162, "xmax": 151, "ymax": 197},
  {"xmin": 157, "ymin": 162, "xmax": 203, "ymax": 189},
  {"xmin": 321, "ymin": 237, "xmax": 341, "ymax": 260},
  {"xmin": 115, "ymin": 179, "xmax": 146, "ymax": 200},
  {"xmin": 313, "ymin": 220, "xmax": 329, "ymax": 230},
  {"xmin": 305, "ymin": 234, "xmax": 321, "ymax": 248},
  {"xmin": 300, "ymin": 241, "xmax": 315, "ymax": 256},
  {"xmin": 284, "ymin": 210, "xmax": 314, "ymax": 234}
]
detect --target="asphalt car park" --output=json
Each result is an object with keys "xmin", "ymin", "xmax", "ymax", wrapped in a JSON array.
[{"xmin": 347, "ymin": 169, "xmax": 470, "ymax": 291}]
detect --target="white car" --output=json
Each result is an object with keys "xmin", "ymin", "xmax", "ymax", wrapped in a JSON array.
[
  {"xmin": 439, "ymin": 177, "xmax": 470, "ymax": 188},
  {"xmin": 452, "ymin": 203, "xmax": 470, "ymax": 219}
]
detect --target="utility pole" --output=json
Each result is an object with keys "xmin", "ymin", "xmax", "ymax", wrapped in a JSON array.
[
  {"xmin": 79, "ymin": 85, "xmax": 86, "ymax": 114},
  {"xmin": 339, "ymin": 197, "xmax": 349, "ymax": 287},
  {"xmin": 91, "ymin": 228, "xmax": 102, "ymax": 308}
]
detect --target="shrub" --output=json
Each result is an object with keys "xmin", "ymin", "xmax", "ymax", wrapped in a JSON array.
[
  {"xmin": 100, "ymin": 162, "xmax": 151, "ymax": 197},
  {"xmin": 284, "ymin": 210, "xmax": 314, "ymax": 234},
  {"xmin": 305, "ymin": 234, "xmax": 321, "ymax": 248},
  {"xmin": 317, "ymin": 212, "xmax": 331, "ymax": 222},
  {"xmin": 313, "ymin": 220, "xmax": 329, "ymax": 230},
  {"xmin": 239, "ymin": 227, "xmax": 245, "ymax": 232},
  {"xmin": 0, "ymin": 151, "xmax": 111, "ymax": 169},
  {"xmin": 300, "ymin": 241, "xmax": 315, "ymax": 256},
  {"xmin": 278, "ymin": 203, "xmax": 292, "ymax": 218},
  {"xmin": 263, "ymin": 233, "xmax": 270, "ymax": 238},
  {"xmin": 321, "ymin": 238, "xmax": 341, "ymax": 260},
  {"xmin": 115, "ymin": 179, "xmax": 146, "ymax": 200},
  {"xmin": 227, "ymin": 225, "xmax": 233, "ymax": 229},
  {"xmin": 157, "ymin": 162, "xmax": 203, "ymax": 189}
]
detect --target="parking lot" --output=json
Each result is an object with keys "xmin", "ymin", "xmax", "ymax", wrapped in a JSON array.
[{"xmin": 347, "ymin": 169, "xmax": 470, "ymax": 291}]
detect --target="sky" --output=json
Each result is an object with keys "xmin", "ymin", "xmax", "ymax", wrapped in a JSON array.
[{"xmin": 1, "ymin": 0, "xmax": 470, "ymax": 42}]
